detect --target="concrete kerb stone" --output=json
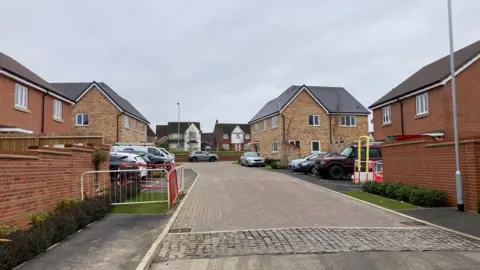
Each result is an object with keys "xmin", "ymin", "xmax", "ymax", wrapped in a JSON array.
[
  {"xmin": 135, "ymin": 168, "xmax": 201, "ymax": 270},
  {"xmin": 275, "ymin": 170, "xmax": 480, "ymax": 242}
]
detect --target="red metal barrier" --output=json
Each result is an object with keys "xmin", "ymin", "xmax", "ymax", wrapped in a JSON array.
[{"xmin": 168, "ymin": 168, "xmax": 179, "ymax": 208}]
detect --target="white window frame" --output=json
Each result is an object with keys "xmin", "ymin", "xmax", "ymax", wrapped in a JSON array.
[
  {"xmin": 76, "ymin": 113, "xmax": 89, "ymax": 126},
  {"xmin": 236, "ymin": 133, "xmax": 240, "ymax": 139},
  {"xmin": 263, "ymin": 120, "xmax": 267, "ymax": 131},
  {"xmin": 341, "ymin": 116, "xmax": 356, "ymax": 127},
  {"xmin": 416, "ymin": 93, "xmax": 429, "ymax": 116},
  {"xmin": 382, "ymin": 106, "xmax": 391, "ymax": 124},
  {"xmin": 272, "ymin": 141, "xmax": 278, "ymax": 152},
  {"xmin": 189, "ymin": 132, "xmax": 196, "ymax": 139},
  {"xmin": 271, "ymin": 116, "xmax": 278, "ymax": 128},
  {"xmin": 311, "ymin": 140, "xmax": 321, "ymax": 152},
  {"xmin": 254, "ymin": 123, "xmax": 258, "ymax": 133},
  {"xmin": 245, "ymin": 134, "xmax": 250, "ymax": 139},
  {"xmin": 308, "ymin": 115, "xmax": 320, "ymax": 126},
  {"xmin": 124, "ymin": 115, "xmax": 130, "ymax": 128},
  {"xmin": 15, "ymin": 83, "xmax": 28, "ymax": 109},
  {"xmin": 289, "ymin": 140, "xmax": 301, "ymax": 147},
  {"xmin": 53, "ymin": 99, "xmax": 62, "ymax": 120},
  {"xmin": 223, "ymin": 133, "xmax": 229, "ymax": 139}
]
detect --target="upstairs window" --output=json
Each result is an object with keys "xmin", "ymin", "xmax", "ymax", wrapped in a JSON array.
[
  {"xmin": 245, "ymin": 134, "xmax": 250, "ymax": 139},
  {"xmin": 341, "ymin": 116, "xmax": 356, "ymax": 127},
  {"xmin": 416, "ymin": 93, "xmax": 429, "ymax": 116},
  {"xmin": 254, "ymin": 123, "xmax": 258, "ymax": 133},
  {"xmin": 271, "ymin": 116, "xmax": 278, "ymax": 128},
  {"xmin": 263, "ymin": 120, "xmax": 267, "ymax": 131},
  {"xmin": 76, "ymin": 113, "xmax": 89, "ymax": 126},
  {"xmin": 15, "ymin": 84, "xmax": 28, "ymax": 109},
  {"xmin": 124, "ymin": 115, "xmax": 130, "ymax": 128},
  {"xmin": 382, "ymin": 106, "xmax": 391, "ymax": 124},
  {"xmin": 308, "ymin": 115, "xmax": 320, "ymax": 126},
  {"xmin": 189, "ymin": 132, "xmax": 196, "ymax": 139},
  {"xmin": 53, "ymin": 99, "xmax": 62, "ymax": 120},
  {"xmin": 223, "ymin": 133, "xmax": 229, "ymax": 139},
  {"xmin": 236, "ymin": 133, "xmax": 240, "ymax": 139}
]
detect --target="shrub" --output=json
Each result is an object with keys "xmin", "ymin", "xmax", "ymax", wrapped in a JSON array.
[
  {"xmin": 409, "ymin": 188, "xmax": 428, "ymax": 206},
  {"xmin": 55, "ymin": 198, "xmax": 79, "ymax": 212},
  {"xmin": 270, "ymin": 161, "xmax": 278, "ymax": 169},
  {"xmin": 384, "ymin": 182, "xmax": 403, "ymax": 199},
  {"xmin": 362, "ymin": 181, "xmax": 375, "ymax": 193},
  {"xmin": 365, "ymin": 181, "xmax": 385, "ymax": 195},
  {"xmin": 0, "ymin": 224, "xmax": 17, "ymax": 238},
  {"xmin": 0, "ymin": 195, "xmax": 111, "ymax": 270},
  {"xmin": 396, "ymin": 185, "xmax": 416, "ymax": 202},
  {"xmin": 28, "ymin": 212, "xmax": 51, "ymax": 225}
]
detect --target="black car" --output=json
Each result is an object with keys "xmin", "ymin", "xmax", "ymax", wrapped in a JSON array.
[
  {"xmin": 109, "ymin": 153, "xmax": 141, "ymax": 183},
  {"xmin": 119, "ymin": 150, "xmax": 165, "ymax": 165},
  {"xmin": 294, "ymin": 152, "xmax": 328, "ymax": 174}
]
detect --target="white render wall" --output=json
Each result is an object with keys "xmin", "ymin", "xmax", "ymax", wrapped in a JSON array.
[
  {"xmin": 183, "ymin": 123, "xmax": 201, "ymax": 150},
  {"xmin": 231, "ymin": 125, "xmax": 245, "ymax": 144}
]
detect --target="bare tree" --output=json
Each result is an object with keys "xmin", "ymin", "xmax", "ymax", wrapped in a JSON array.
[{"xmin": 280, "ymin": 111, "xmax": 300, "ymax": 168}]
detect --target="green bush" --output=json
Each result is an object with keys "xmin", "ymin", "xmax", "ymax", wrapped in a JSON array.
[
  {"xmin": 366, "ymin": 181, "xmax": 385, "ymax": 195},
  {"xmin": 270, "ymin": 161, "xmax": 278, "ymax": 169},
  {"xmin": 423, "ymin": 189, "xmax": 447, "ymax": 207},
  {"xmin": 55, "ymin": 198, "xmax": 79, "ymax": 212},
  {"xmin": 408, "ymin": 188, "xmax": 427, "ymax": 206},
  {"xmin": 384, "ymin": 182, "xmax": 403, "ymax": 199},
  {"xmin": 0, "ymin": 224, "xmax": 17, "ymax": 238},
  {"xmin": 396, "ymin": 185, "xmax": 415, "ymax": 202},
  {"xmin": 362, "ymin": 181, "xmax": 374, "ymax": 193},
  {"xmin": 28, "ymin": 212, "xmax": 51, "ymax": 225},
  {"xmin": 0, "ymin": 195, "xmax": 111, "ymax": 270}
]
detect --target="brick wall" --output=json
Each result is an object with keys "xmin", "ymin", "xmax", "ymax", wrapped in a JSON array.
[
  {"xmin": 0, "ymin": 74, "xmax": 73, "ymax": 133},
  {"xmin": 0, "ymin": 145, "xmax": 110, "ymax": 228},
  {"xmin": 118, "ymin": 114, "xmax": 147, "ymax": 143},
  {"xmin": 382, "ymin": 138, "xmax": 480, "ymax": 212}
]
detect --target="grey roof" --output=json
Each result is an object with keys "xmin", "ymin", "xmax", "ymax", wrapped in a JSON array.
[
  {"xmin": 0, "ymin": 52, "xmax": 74, "ymax": 102},
  {"xmin": 370, "ymin": 39, "xmax": 480, "ymax": 108},
  {"xmin": 216, "ymin": 123, "xmax": 251, "ymax": 134},
  {"xmin": 52, "ymin": 82, "xmax": 149, "ymax": 123},
  {"xmin": 167, "ymin": 122, "xmax": 201, "ymax": 134},
  {"xmin": 156, "ymin": 125, "xmax": 168, "ymax": 138},
  {"xmin": 202, "ymin": 133, "xmax": 214, "ymax": 144},
  {"xmin": 249, "ymin": 85, "xmax": 369, "ymax": 123}
]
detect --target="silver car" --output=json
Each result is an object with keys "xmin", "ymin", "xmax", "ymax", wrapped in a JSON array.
[
  {"xmin": 240, "ymin": 152, "xmax": 265, "ymax": 167},
  {"xmin": 188, "ymin": 151, "xmax": 219, "ymax": 162}
]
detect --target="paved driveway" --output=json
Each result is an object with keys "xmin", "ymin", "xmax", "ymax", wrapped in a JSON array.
[{"xmin": 172, "ymin": 162, "xmax": 410, "ymax": 232}]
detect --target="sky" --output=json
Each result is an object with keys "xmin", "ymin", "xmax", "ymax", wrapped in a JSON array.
[{"xmin": 1, "ymin": 0, "xmax": 479, "ymax": 133}]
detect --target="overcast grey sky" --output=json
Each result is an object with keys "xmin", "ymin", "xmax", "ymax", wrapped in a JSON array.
[{"xmin": 1, "ymin": 0, "xmax": 479, "ymax": 132}]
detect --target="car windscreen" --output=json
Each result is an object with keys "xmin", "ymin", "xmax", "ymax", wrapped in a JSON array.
[
  {"xmin": 340, "ymin": 147, "xmax": 353, "ymax": 157},
  {"xmin": 246, "ymin": 152, "xmax": 260, "ymax": 157}
]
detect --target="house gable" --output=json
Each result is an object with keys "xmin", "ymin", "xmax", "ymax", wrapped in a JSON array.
[
  {"xmin": 231, "ymin": 125, "xmax": 244, "ymax": 134},
  {"xmin": 280, "ymin": 86, "xmax": 329, "ymax": 115}
]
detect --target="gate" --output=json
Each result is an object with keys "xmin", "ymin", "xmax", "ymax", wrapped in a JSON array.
[{"xmin": 80, "ymin": 164, "xmax": 184, "ymax": 209}]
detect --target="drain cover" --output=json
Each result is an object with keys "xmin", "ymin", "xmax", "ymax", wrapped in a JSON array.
[
  {"xmin": 169, "ymin": 228, "xmax": 191, "ymax": 233},
  {"xmin": 399, "ymin": 221, "xmax": 427, "ymax": 226}
]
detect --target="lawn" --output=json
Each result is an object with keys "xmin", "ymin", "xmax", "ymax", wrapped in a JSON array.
[
  {"xmin": 111, "ymin": 192, "xmax": 169, "ymax": 214},
  {"xmin": 345, "ymin": 191, "xmax": 417, "ymax": 210}
]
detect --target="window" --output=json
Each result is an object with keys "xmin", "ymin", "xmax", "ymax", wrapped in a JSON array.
[
  {"xmin": 169, "ymin": 143, "xmax": 177, "ymax": 149},
  {"xmin": 236, "ymin": 133, "xmax": 240, "ymax": 139},
  {"xmin": 289, "ymin": 140, "xmax": 300, "ymax": 147},
  {"xmin": 15, "ymin": 84, "xmax": 28, "ymax": 109},
  {"xmin": 53, "ymin": 99, "xmax": 62, "ymax": 120},
  {"xmin": 189, "ymin": 132, "xmax": 196, "ymax": 139},
  {"xmin": 263, "ymin": 120, "xmax": 267, "ymax": 131},
  {"xmin": 245, "ymin": 134, "xmax": 250, "ymax": 139},
  {"xmin": 124, "ymin": 115, "xmax": 129, "ymax": 128},
  {"xmin": 382, "ymin": 106, "xmax": 391, "ymax": 124},
  {"xmin": 369, "ymin": 148, "xmax": 381, "ymax": 158},
  {"xmin": 341, "ymin": 116, "xmax": 356, "ymax": 127},
  {"xmin": 244, "ymin": 143, "xmax": 250, "ymax": 150},
  {"xmin": 271, "ymin": 116, "xmax": 278, "ymax": 128},
  {"xmin": 416, "ymin": 93, "xmax": 429, "ymax": 116},
  {"xmin": 76, "ymin": 113, "xmax": 89, "ymax": 126},
  {"xmin": 311, "ymin": 140, "xmax": 320, "ymax": 152},
  {"xmin": 222, "ymin": 144, "xmax": 229, "ymax": 150},
  {"xmin": 334, "ymin": 140, "xmax": 345, "ymax": 144},
  {"xmin": 223, "ymin": 133, "xmax": 229, "ymax": 139},
  {"xmin": 308, "ymin": 115, "xmax": 320, "ymax": 126},
  {"xmin": 254, "ymin": 123, "xmax": 258, "ymax": 133},
  {"xmin": 272, "ymin": 141, "xmax": 278, "ymax": 152}
]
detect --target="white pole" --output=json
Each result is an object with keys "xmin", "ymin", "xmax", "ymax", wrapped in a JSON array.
[
  {"xmin": 177, "ymin": 102, "xmax": 180, "ymax": 150},
  {"xmin": 447, "ymin": 0, "xmax": 464, "ymax": 211}
]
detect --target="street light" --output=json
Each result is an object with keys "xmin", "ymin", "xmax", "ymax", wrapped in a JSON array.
[
  {"xmin": 447, "ymin": 0, "xmax": 464, "ymax": 212},
  {"xmin": 177, "ymin": 102, "xmax": 180, "ymax": 150}
]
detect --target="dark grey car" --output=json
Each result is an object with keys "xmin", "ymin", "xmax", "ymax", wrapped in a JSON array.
[{"xmin": 188, "ymin": 151, "xmax": 219, "ymax": 162}]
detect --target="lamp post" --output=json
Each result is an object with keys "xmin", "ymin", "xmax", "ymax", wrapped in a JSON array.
[
  {"xmin": 177, "ymin": 102, "xmax": 180, "ymax": 150},
  {"xmin": 447, "ymin": 0, "xmax": 464, "ymax": 211}
]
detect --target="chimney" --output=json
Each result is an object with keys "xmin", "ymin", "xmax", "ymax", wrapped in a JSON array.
[{"xmin": 216, "ymin": 119, "xmax": 219, "ymax": 124}]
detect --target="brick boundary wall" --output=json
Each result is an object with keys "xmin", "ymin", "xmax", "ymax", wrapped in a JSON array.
[
  {"xmin": 382, "ymin": 137, "xmax": 480, "ymax": 212},
  {"xmin": 0, "ymin": 145, "xmax": 110, "ymax": 228}
]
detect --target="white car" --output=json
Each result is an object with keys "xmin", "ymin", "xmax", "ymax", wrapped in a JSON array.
[
  {"xmin": 289, "ymin": 152, "xmax": 324, "ymax": 170},
  {"xmin": 112, "ymin": 145, "xmax": 175, "ymax": 164},
  {"xmin": 110, "ymin": 152, "xmax": 148, "ymax": 179}
]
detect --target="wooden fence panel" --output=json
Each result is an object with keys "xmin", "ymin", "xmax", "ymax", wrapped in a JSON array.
[{"xmin": 0, "ymin": 132, "xmax": 105, "ymax": 151}]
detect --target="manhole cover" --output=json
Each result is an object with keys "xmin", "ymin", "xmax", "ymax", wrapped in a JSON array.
[
  {"xmin": 169, "ymin": 228, "xmax": 191, "ymax": 233},
  {"xmin": 399, "ymin": 221, "xmax": 427, "ymax": 226}
]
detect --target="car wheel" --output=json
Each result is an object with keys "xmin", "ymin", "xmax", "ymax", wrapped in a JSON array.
[
  {"xmin": 209, "ymin": 157, "xmax": 216, "ymax": 162},
  {"xmin": 328, "ymin": 164, "xmax": 345, "ymax": 180},
  {"xmin": 312, "ymin": 167, "xmax": 319, "ymax": 176},
  {"xmin": 191, "ymin": 157, "xmax": 198, "ymax": 162}
]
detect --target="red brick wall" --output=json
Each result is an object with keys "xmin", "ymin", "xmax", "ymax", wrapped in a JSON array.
[
  {"xmin": 0, "ymin": 146, "xmax": 110, "ymax": 228},
  {"xmin": 382, "ymin": 138, "xmax": 480, "ymax": 212},
  {"xmin": 0, "ymin": 74, "xmax": 73, "ymax": 133}
]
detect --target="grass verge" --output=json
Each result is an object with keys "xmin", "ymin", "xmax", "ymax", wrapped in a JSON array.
[
  {"xmin": 232, "ymin": 161, "xmax": 239, "ymax": 165},
  {"xmin": 345, "ymin": 191, "xmax": 417, "ymax": 210},
  {"xmin": 111, "ymin": 192, "xmax": 169, "ymax": 214}
]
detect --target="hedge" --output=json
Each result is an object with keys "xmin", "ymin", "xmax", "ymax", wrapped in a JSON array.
[
  {"xmin": 0, "ymin": 196, "xmax": 112, "ymax": 270},
  {"xmin": 362, "ymin": 181, "xmax": 447, "ymax": 207}
]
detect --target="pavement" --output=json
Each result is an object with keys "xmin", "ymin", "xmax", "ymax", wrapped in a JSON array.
[{"xmin": 149, "ymin": 162, "xmax": 480, "ymax": 269}]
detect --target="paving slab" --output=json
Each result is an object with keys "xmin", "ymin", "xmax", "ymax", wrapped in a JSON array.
[{"xmin": 175, "ymin": 162, "xmax": 411, "ymax": 232}]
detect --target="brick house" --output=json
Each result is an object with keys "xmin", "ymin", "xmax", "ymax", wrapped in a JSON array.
[
  {"xmin": 201, "ymin": 132, "xmax": 214, "ymax": 150},
  {"xmin": 0, "ymin": 52, "xmax": 75, "ymax": 133},
  {"xmin": 369, "ymin": 40, "xmax": 480, "ymax": 141},
  {"xmin": 213, "ymin": 121, "xmax": 251, "ymax": 151},
  {"xmin": 159, "ymin": 122, "xmax": 201, "ymax": 150},
  {"xmin": 53, "ymin": 82, "xmax": 150, "ymax": 144},
  {"xmin": 249, "ymin": 85, "xmax": 369, "ymax": 160}
]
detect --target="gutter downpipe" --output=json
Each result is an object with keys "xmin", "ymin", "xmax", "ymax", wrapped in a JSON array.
[
  {"xmin": 116, "ymin": 113, "xmax": 122, "ymax": 143},
  {"xmin": 399, "ymin": 98, "xmax": 404, "ymax": 135},
  {"xmin": 41, "ymin": 91, "xmax": 48, "ymax": 134}
]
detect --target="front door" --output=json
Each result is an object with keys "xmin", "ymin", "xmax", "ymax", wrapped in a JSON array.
[{"xmin": 253, "ymin": 144, "xmax": 258, "ymax": 152}]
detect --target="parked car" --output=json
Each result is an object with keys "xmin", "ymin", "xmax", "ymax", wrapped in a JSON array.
[
  {"xmin": 188, "ymin": 151, "xmax": 219, "ymax": 162},
  {"xmin": 109, "ymin": 153, "xmax": 142, "ymax": 183},
  {"xmin": 110, "ymin": 152, "xmax": 148, "ymax": 179},
  {"xmin": 314, "ymin": 144, "xmax": 382, "ymax": 180},
  {"xmin": 240, "ymin": 152, "xmax": 265, "ymax": 167},
  {"xmin": 158, "ymin": 147, "xmax": 175, "ymax": 158},
  {"xmin": 289, "ymin": 152, "xmax": 324, "ymax": 170},
  {"xmin": 294, "ymin": 152, "xmax": 328, "ymax": 174},
  {"xmin": 112, "ymin": 145, "xmax": 175, "ymax": 162}
]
